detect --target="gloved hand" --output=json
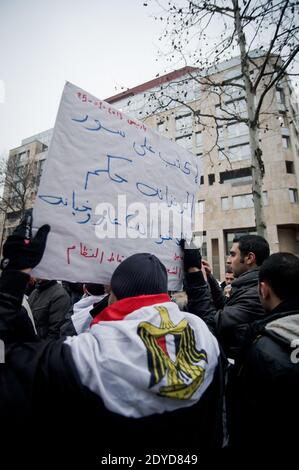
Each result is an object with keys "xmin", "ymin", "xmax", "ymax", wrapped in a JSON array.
[
  {"xmin": 179, "ymin": 239, "xmax": 202, "ymax": 271},
  {"xmin": 1, "ymin": 209, "xmax": 50, "ymax": 271}
]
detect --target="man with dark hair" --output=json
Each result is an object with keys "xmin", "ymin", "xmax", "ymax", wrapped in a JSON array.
[
  {"xmin": 229, "ymin": 253, "xmax": 299, "ymax": 459},
  {"xmin": 231, "ymin": 234, "xmax": 270, "ymax": 275},
  {"xmin": 0, "ymin": 219, "xmax": 224, "ymax": 466},
  {"xmin": 220, "ymin": 266, "xmax": 234, "ymax": 295},
  {"xmin": 202, "ymin": 234, "xmax": 270, "ymax": 359}
]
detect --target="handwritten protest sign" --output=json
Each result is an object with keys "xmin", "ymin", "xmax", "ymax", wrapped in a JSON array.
[{"xmin": 32, "ymin": 82, "xmax": 201, "ymax": 290}]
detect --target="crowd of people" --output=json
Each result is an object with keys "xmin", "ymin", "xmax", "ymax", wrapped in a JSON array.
[{"xmin": 0, "ymin": 216, "xmax": 298, "ymax": 467}]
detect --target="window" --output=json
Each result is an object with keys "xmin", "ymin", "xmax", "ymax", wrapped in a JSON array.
[
  {"xmin": 175, "ymin": 134, "xmax": 193, "ymax": 150},
  {"xmin": 197, "ymin": 200, "xmax": 205, "ymax": 213},
  {"xmin": 219, "ymin": 143, "xmax": 250, "ymax": 162},
  {"xmin": 169, "ymin": 80, "xmax": 200, "ymax": 103},
  {"xmin": 223, "ymin": 98, "xmax": 247, "ymax": 118},
  {"xmin": 200, "ymin": 175, "xmax": 204, "ymax": 185},
  {"xmin": 193, "ymin": 231, "xmax": 207, "ymax": 257},
  {"xmin": 286, "ymin": 161, "xmax": 294, "ymax": 174},
  {"xmin": 195, "ymin": 131, "xmax": 202, "ymax": 149},
  {"xmin": 218, "ymin": 148, "xmax": 226, "ymax": 160},
  {"xmin": 175, "ymin": 114, "xmax": 192, "ymax": 132},
  {"xmin": 208, "ymin": 174, "xmax": 215, "ymax": 186},
  {"xmin": 232, "ymin": 193, "xmax": 254, "ymax": 209},
  {"xmin": 289, "ymin": 188, "xmax": 299, "ymax": 203},
  {"xmin": 215, "ymin": 98, "xmax": 247, "ymax": 118},
  {"xmin": 219, "ymin": 167, "xmax": 252, "ymax": 185},
  {"xmin": 227, "ymin": 122, "xmax": 248, "ymax": 139},
  {"xmin": 192, "ymin": 85, "xmax": 201, "ymax": 101},
  {"xmin": 18, "ymin": 151, "xmax": 29, "ymax": 165},
  {"xmin": 221, "ymin": 197, "xmax": 230, "ymax": 210},
  {"xmin": 276, "ymin": 88, "xmax": 285, "ymax": 105},
  {"xmin": 282, "ymin": 136, "xmax": 290, "ymax": 149},
  {"xmin": 228, "ymin": 143, "xmax": 250, "ymax": 161},
  {"xmin": 233, "ymin": 192, "xmax": 268, "ymax": 207}
]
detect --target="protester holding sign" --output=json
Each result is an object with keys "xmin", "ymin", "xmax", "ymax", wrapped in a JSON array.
[{"xmin": 0, "ymin": 217, "xmax": 224, "ymax": 466}]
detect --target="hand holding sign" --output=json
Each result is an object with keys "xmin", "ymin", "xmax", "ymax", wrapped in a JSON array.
[{"xmin": 1, "ymin": 210, "xmax": 50, "ymax": 271}]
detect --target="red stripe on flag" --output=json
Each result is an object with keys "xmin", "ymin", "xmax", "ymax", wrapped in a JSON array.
[{"xmin": 91, "ymin": 293, "xmax": 171, "ymax": 325}]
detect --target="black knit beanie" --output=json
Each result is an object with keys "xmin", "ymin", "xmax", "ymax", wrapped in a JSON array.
[{"xmin": 111, "ymin": 253, "xmax": 168, "ymax": 300}]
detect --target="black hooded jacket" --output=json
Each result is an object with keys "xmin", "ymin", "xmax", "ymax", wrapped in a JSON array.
[{"xmin": 228, "ymin": 298, "xmax": 299, "ymax": 458}]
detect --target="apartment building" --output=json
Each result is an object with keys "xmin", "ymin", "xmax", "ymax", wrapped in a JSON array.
[
  {"xmin": 105, "ymin": 57, "xmax": 299, "ymax": 280},
  {"xmin": 0, "ymin": 129, "xmax": 52, "ymax": 249},
  {"xmin": 1, "ymin": 56, "xmax": 298, "ymax": 280}
]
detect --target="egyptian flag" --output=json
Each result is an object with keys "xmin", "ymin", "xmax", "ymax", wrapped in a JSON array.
[{"xmin": 64, "ymin": 293, "xmax": 220, "ymax": 418}]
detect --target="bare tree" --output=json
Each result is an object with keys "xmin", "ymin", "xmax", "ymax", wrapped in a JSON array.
[
  {"xmin": 144, "ymin": 0, "xmax": 299, "ymax": 236},
  {"xmin": 0, "ymin": 152, "xmax": 39, "ymax": 232}
]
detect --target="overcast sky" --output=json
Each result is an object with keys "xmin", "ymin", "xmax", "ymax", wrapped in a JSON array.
[
  {"xmin": 1, "ymin": 1, "xmax": 298, "ymax": 159},
  {"xmin": 0, "ymin": 0, "xmax": 166, "ymax": 156}
]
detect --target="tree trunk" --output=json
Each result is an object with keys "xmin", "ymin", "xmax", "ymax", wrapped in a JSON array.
[{"xmin": 233, "ymin": 0, "xmax": 266, "ymax": 237}]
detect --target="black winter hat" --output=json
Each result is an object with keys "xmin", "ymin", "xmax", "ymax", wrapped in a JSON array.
[{"xmin": 111, "ymin": 253, "xmax": 168, "ymax": 300}]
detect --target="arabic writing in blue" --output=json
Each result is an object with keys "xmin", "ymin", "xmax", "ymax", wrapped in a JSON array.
[
  {"xmin": 84, "ymin": 154, "xmax": 133, "ymax": 190},
  {"xmin": 72, "ymin": 115, "xmax": 125, "ymax": 137},
  {"xmin": 39, "ymin": 191, "xmax": 91, "ymax": 225}
]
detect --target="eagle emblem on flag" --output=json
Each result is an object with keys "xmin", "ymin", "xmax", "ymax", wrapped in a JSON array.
[{"xmin": 137, "ymin": 306, "xmax": 208, "ymax": 400}]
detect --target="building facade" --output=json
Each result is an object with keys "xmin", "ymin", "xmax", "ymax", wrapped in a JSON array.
[
  {"xmin": 1, "ymin": 57, "xmax": 298, "ymax": 280},
  {"xmin": 0, "ymin": 129, "xmax": 52, "ymax": 249},
  {"xmin": 105, "ymin": 57, "xmax": 299, "ymax": 280}
]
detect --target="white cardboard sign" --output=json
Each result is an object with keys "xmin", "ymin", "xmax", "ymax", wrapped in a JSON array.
[{"xmin": 32, "ymin": 82, "xmax": 200, "ymax": 290}]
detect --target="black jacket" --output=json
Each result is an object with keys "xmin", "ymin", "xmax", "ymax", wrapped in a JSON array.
[
  {"xmin": 28, "ymin": 280, "xmax": 71, "ymax": 339},
  {"xmin": 185, "ymin": 270, "xmax": 217, "ymax": 334},
  {"xmin": 207, "ymin": 268, "xmax": 267, "ymax": 358},
  {"xmin": 0, "ymin": 270, "xmax": 225, "ymax": 467},
  {"xmin": 228, "ymin": 299, "xmax": 299, "ymax": 460}
]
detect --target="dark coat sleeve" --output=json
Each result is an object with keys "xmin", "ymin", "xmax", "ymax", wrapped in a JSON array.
[
  {"xmin": 59, "ymin": 303, "xmax": 77, "ymax": 337},
  {"xmin": 47, "ymin": 287, "xmax": 71, "ymax": 339},
  {"xmin": 207, "ymin": 274, "xmax": 226, "ymax": 310},
  {"xmin": 215, "ymin": 286, "xmax": 265, "ymax": 358},
  {"xmin": 185, "ymin": 270, "xmax": 216, "ymax": 334},
  {"xmin": 0, "ymin": 270, "xmax": 36, "ymax": 342}
]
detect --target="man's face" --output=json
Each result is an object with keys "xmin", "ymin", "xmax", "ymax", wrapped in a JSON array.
[
  {"xmin": 229, "ymin": 242, "xmax": 247, "ymax": 277},
  {"xmin": 225, "ymin": 273, "xmax": 234, "ymax": 285}
]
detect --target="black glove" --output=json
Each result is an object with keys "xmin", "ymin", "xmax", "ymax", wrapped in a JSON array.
[
  {"xmin": 179, "ymin": 239, "xmax": 202, "ymax": 271},
  {"xmin": 1, "ymin": 209, "xmax": 50, "ymax": 271}
]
